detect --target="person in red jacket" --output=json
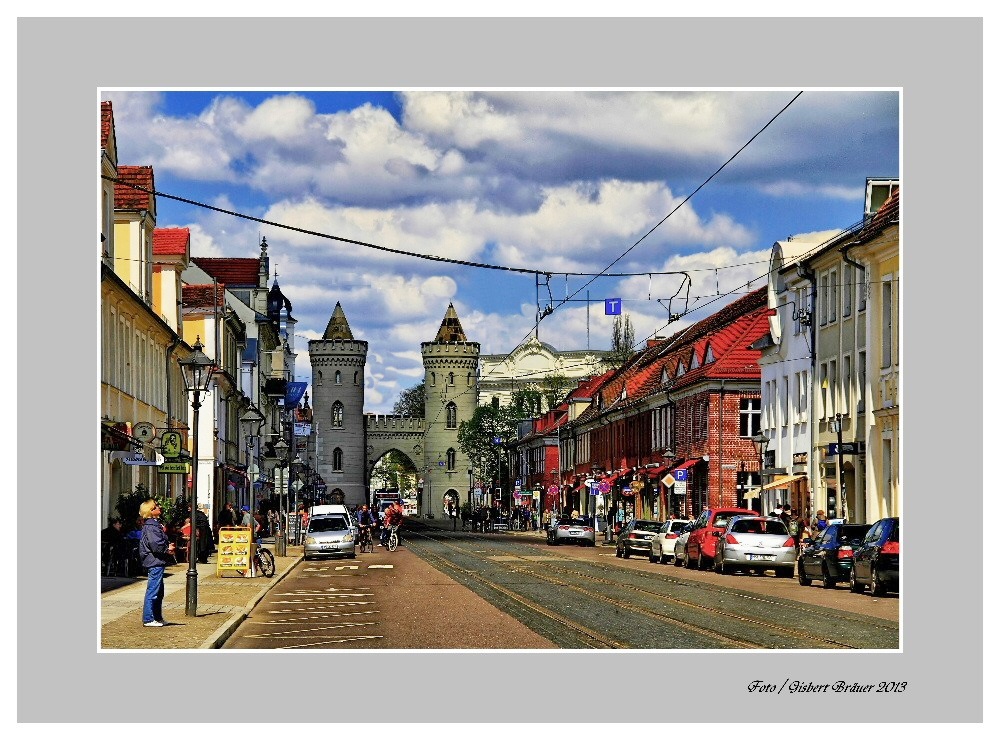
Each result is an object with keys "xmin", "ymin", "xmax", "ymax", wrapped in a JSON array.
[{"xmin": 381, "ymin": 501, "xmax": 404, "ymax": 546}]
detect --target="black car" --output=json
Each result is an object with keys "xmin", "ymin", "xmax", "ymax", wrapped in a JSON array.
[
  {"xmin": 797, "ymin": 522, "xmax": 871, "ymax": 588},
  {"xmin": 615, "ymin": 519, "xmax": 661, "ymax": 558},
  {"xmin": 849, "ymin": 517, "xmax": 899, "ymax": 596}
]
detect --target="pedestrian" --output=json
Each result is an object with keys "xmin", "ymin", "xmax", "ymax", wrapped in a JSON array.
[
  {"xmin": 813, "ymin": 509, "xmax": 829, "ymax": 532},
  {"xmin": 189, "ymin": 504, "xmax": 212, "ymax": 563},
  {"xmin": 219, "ymin": 502, "xmax": 236, "ymax": 530},
  {"xmin": 137, "ymin": 499, "xmax": 175, "ymax": 627},
  {"xmin": 780, "ymin": 504, "xmax": 792, "ymax": 528},
  {"xmin": 788, "ymin": 507, "xmax": 806, "ymax": 549}
]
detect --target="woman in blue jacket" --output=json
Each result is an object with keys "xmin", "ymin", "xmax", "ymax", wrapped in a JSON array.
[{"xmin": 138, "ymin": 499, "xmax": 175, "ymax": 627}]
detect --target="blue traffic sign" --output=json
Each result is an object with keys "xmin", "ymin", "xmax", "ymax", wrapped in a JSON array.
[
  {"xmin": 605, "ymin": 298, "xmax": 622, "ymax": 316},
  {"xmin": 674, "ymin": 468, "xmax": 688, "ymax": 482}
]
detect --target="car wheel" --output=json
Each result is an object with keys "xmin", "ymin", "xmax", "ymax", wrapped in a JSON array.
[
  {"xmin": 685, "ymin": 550, "xmax": 697, "ymax": 569},
  {"xmin": 673, "ymin": 553, "xmax": 684, "ymax": 567},
  {"xmin": 715, "ymin": 559, "xmax": 725, "ymax": 574},
  {"xmin": 822, "ymin": 572, "xmax": 837, "ymax": 588},
  {"xmin": 871, "ymin": 564, "xmax": 887, "ymax": 596},
  {"xmin": 797, "ymin": 561, "xmax": 812, "ymax": 586},
  {"xmin": 649, "ymin": 551, "xmax": 658, "ymax": 563},
  {"xmin": 849, "ymin": 564, "xmax": 865, "ymax": 593}
]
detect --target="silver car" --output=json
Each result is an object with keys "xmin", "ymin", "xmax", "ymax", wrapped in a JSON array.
[
  {"xmin": 649, "ymin": 519, "xmax": 689, "ymax": 563},
  {"xmin": 303, "ymin": 514, "xmax": 356, "ymax": 560},
  {"xmin": 547, "ymin": 516, "xmax": 596, "ymax": 546},
  {"xmin": 712, "ymin": 516, "xmax": 796, "ymax": 577},
  {"xmin": 672, "ymin": 522, "xmax": 696, "ymax": 567}
]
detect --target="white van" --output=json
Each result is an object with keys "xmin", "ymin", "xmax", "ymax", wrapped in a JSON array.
[{"xmin": 310, "ymin": 504, "xmax": 358, "ymax": 536}]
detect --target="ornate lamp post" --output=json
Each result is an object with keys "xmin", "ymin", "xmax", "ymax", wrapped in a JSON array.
[
  {"xmin": 752, "ymin": 431, "xmax": 770, "ymax": 515},
  {"xmin": 240, "ymin": 404, "xmax": 265, "ymax": 527},
  {"xmin": 178, "ymin": 337, "xmax": 215, "ymax": 617},
  {"xmin": 273, "ymin": 437, "xmax": 289, "ymax": 556}
]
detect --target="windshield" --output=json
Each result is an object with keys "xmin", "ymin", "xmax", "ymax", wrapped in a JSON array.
[
  {"xmin": 633, "ymin": 520, "xmax": 661, "ymax": 533},
  {"xmin": 731, "ymin": 518, "xmax": 787, "ymax": 536},
  {"xmin": 309, "ymin": 516, "xmax": 349, "ymax": 533}
]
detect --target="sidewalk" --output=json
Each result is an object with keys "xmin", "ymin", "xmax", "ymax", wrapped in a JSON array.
[{"xmin": 100, "ymin": 539, "xmax": 302, "ymax": 650}]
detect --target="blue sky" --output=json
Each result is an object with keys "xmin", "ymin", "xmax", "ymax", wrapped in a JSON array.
[{"xmin": 101, "ymin": 89, "xmax": 899, "ymax": 413}]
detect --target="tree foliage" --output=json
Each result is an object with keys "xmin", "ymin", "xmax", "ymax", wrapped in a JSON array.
[
  {"xmin": 609, "ymin": 313, "xmax": 636, "ymax": 368},
  {"xmin": 540, "ymin": 372, "xmax": 571, "ymax": 411},
  {"xmin": 457, "ymin": 403, "xmax": 521, "ymax": 486},
  {"xmin": 393, "ymin": 381, "xmax": 425, "ymax": 418}
]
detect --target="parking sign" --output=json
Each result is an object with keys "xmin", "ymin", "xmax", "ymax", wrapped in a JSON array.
[{"xmin": 674, "ymin": 468, "xmax": 688, "ymax": 482}]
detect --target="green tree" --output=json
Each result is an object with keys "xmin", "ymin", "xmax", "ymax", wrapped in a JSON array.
[
  {"xmin": 457, "ymin": 404, "xmax": 520, "ymax": 486},
  {"xmin": 609, "ymin": 313, "xmax": 636, "ymax": 368},
  {"xmin": 393, "ymin": 381, "xmax": 425, "ymax": 417},
  {"xmin": 540, "ymin": 372, "xmax": 571, "ymax": 411}
]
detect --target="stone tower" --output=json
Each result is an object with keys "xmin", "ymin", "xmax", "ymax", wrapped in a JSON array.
[
  {"xmin": 420, "ymin": 303, "xmax": 480, "ymax": 519},
  {"xmin": 309, "ymin": 302, "xmax": 368, "ymax": 508}
]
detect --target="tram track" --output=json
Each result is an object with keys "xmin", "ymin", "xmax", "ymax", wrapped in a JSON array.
[{"xmin": 406, "ymin": 529, "xmax": 897, "ymax": 650}]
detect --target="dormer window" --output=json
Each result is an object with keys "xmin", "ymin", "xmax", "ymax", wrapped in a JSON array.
[
  {"xmin": 690, "ymin": 350, "xmax": 701, "ymax": 370},
  {"xmin": 704, "ymin": 343, "xmax": 715, "ymax": 363},
  {"xmin": 661, "ymin": 367, "xmax": 671, "ymax": 386},
  {"xmin": 619, "ymin": 385, "xmax": 627, "ymax": 402},
  {"xmin": 676, "ymin": 361, "xmax": 686, "ymax": 377}
]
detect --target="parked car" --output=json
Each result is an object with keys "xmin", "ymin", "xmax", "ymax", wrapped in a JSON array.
[
  {"xmin": 547, "ymin": 516, "xmax": 596, "ymax": 546},
  {"xmin": 615, "ymin": 519, "xmax": 661, "ymax": 558},
  {"xmin": 849, "ymin": 517, "xmax": 899, "ymax": 596},
  {"xmin": 797, "ymin": 522, "xmax": 871, "ymax": 588},
  {"xmin": 303, "ymin": 514, "xmax": 356, "ymax": 560},
  {"xmin": 672, "ymin": 522, "xmax": 696, "ymax": 567},
  {"xmin": 712, "ymin": 516, "xmax": 796, "ymax": 577},
  {"xmin": 649, "ymin": 519, "xmax": 689, "ymax": 563},
  {"xmin": 685, "ymin": 507, "xmax": 758, "ymax": 570}
]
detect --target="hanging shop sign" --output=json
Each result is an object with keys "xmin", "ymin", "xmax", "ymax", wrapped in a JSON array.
[
  {"xmin": 294, "ymin": 422, "xmax": 312, "ymax": 437},
  {"xmin": 101, "ymin": 421, "xmax": 137, "ymax": 451},
  {"xmin": 110, "ymin": 450, "xmax": 164, "ymax": 466},
  {"xmin": 158, "ymin": 461, "xmax": 191, "ymax": 474}
]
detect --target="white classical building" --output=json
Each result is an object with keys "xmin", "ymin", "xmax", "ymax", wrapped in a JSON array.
[{"xmin": 478, "ymin": 336, "xmax": 611, "ymax": 409}]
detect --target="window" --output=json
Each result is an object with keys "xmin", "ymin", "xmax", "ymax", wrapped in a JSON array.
[
  {"xmin": 858, "ymin": 267, "xmax": 867, "ymax": 311},
  {"xmin": 781, "ymin": 376, "xmax": 789, "ymax": 428},
  {"xmin": 332, "ymin": 402, "xmax": 344, "ymax": 428},
  {"xmin": 819, "ymin": 274, "xmax": 829, "ymax": 326},
  {"xmin": 843, "ymin": 355, "xmax": 852, "ymax": 416},
  {"xmin": 882, "ymin": 278, "xmax": 893, "ymax": 368},
  {"xmin": 333, "ymin": 447, "xmax": 343, "ymax": 471},
  {"xmin": 447, "ymin": 448, "xmax": 456, "ymax": 470},
  {"xmin": 830, "ymin": 360, "xmax": 837, "ymax": 416},
  {"xmin": 820, "ymin": 364, "xmax": 829, "ymax": 419},
  {"xmin": 694, "ymin": 399, "xmax": 708, "ymax": 441},
  {"xmin": 797, "ymin": 371, "xmax": 809, "ymax": 420},
  {"xmin": 354, "ymin": 371, "xmax": 359, "ymax": 385},
  {"xmin": 858, "ymin": 351, "xmax": 867, "ymax": 413},
  {"xmin": 704, "ymin": 343, "xmax": 715, "ymax": 363},
  {"xmin": 739, "ymin": 398, "xmax": 761, "ymax": 437},
  {"xmin": 446, "ymin": 402, "xmax": 457, "ymax": 429},
  {"xmin": 335, "ymin": 370, "xmax": 342, "ymax": 384},
  {"xmin": 843, "ymin": 265, "xmax": 853, "ymax": 316},
  {"xmin": 829, "ymin": 270, "xmax": 838, "ymax": 322},
  {"xmin": 431, "ymin": 372, "xmax": 436, "ymax": 386},
  {"xmin": 448, "ymin": 372, "xmax": 455, "ymax": 386}
]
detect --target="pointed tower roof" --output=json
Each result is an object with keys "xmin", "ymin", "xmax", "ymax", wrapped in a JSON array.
[
  {"xmin": 323, "ymin": 302, "xmax": 355, "ymax": 340},
  {"xmin": 433, "ymin": 303, "xmax": 468, "ymax": 342}
]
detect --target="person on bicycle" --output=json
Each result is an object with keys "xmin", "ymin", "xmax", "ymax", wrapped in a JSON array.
[
  {"xmin": 357, "ymin": 504, "xmax": 376, "ymax": 546},
  {"xmin": 381, "ymin": 500, "xmax": 404, "ymax": 547}
]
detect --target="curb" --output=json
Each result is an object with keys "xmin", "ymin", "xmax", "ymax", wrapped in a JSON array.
[{"xmin": 199, "ymin": 554, "xmax": 302, "ymax": 649}]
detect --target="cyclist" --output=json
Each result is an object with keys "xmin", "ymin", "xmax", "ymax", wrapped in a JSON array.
[
  {"xmin": 381, "ymin": 500, "xmax": 404, "ymax": 547},
  {"xmin": 357, "ymin": 504, "xmax": 376, "ymax": 549}
]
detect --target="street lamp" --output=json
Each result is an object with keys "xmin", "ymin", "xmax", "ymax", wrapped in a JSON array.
[
  {"xmin": 240, "ymin": 404, "xmax": 265, "ymax": 530},
  {"xmin": 290, "ymin": 454, "xmax": 305, "ymax": 543},
  {"xmin": 752, "ymin": 431, "xmax": 769, "ymax": 515},
  {"xmin": 273, "ymin": 437, "xmax": 289, "ymax": 556},
  {"xmin": 178, "ymin": 337, "xmax": 215, "ymax": 617},
  {"xmin": 832, "ymin": 413, "xmax": 847, "ymax": 521}
]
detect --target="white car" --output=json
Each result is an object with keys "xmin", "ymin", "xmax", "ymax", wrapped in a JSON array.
[
  {"xmin": 672, "ymin": 522, "xmax": 696, "ymax": 567},
  {"xmin": 649, "ymin": 519, "xmax": 689, "ymax": 563}
]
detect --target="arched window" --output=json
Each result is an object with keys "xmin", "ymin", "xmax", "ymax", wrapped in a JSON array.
[
  {"xmin": 431, "ymin": 372, "xmax": 436, "ymax": 386},
  {"xmin": 332, "ymin": 401, "xmax": 344, "ymax": 428},
  {"xmin": 335, "ymin": 370, "xmax": 342, "ymax": 384},
  {"xmin": 317, "ymin": 370, "xmax": 323, "ymax": 385},
  {"xmin": 354, "ymin": 371, "xmax": 359, "ymax": 385},
  {"xmin": 333, "ymin": 447, "xmax": 343, "ymax": 471},
  {"xmin": 448, "ymin": 372, "xmax": 455, "ymax": 386},
  {"xmin": 467, "ymin": 372, "xmax": 472, "ymax": 386},
  {"xmin": 447, "ymin": 448, "xmax": 456, "ymax": 470},
  {"xmin": 446, "ymin": 402, "xmax": 457, "ymax": 429}
]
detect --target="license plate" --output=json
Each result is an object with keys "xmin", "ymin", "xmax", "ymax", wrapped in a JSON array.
[
  {"xmin": 747, "ymin": 554, "xmax": 776, "ymax": 561},
  {"xmin": 569, "ymin": 530, "xmax": 582, "ymax": 535}
]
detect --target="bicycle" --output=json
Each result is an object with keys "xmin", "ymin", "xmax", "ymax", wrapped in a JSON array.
[
  {"xmin": 358, "ymin": 526, "xmax": 374, "ymax": 554},
  {"xmin": 235, "ymin": 543, "xmax": 275, "ymax": 578},
  {"xmin": 387, "ymin": 524, "xmax": 400, "ymax": 552}
]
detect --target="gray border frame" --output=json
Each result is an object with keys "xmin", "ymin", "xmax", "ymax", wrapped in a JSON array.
[{"xmin": 17, "ymin": 16, "xmax": 983, "ymax": 724}]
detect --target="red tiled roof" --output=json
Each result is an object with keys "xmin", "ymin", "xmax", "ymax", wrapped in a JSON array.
[
  {"xmin": 857, "ymin": 188, "xmax": 899, "ymax": 242},
  {"xmin": 153, "ymin": 227, "xmax": 190, "ymax": 256},
  {"xmin": 101, "ymin": 101, "xmax": 113, "ymax": 149},
  {"xmin": 182, "ymin": 283, "xmax": 226, "ymax": 309},
  {"xmin": 192, "ymin": 257, "xmax": 260, "ymax": 287},
  {"xmin": 114, "ymin": 165, "xmax": 154, "ymax": 211}
]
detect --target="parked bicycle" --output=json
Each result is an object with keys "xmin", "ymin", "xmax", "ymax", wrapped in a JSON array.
[{"xmin": 235, "ymin": 544, "xmax": 275, "ymax": 577}]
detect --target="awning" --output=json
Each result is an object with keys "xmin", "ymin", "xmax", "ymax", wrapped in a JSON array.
[
  {"xmin": 643, "ymin": 464, "xmax": 669, "ymax": 477},
  {"xmin": 760, "ymin": 474, "xmax": 807, "ymax": 491},
  {"xmin": 743, "ymin": 488, "xmax": 761, "ymax": 500},
  {"xmin": 670, "ymin": 458, "xmax": 700, "ymax": 473}
]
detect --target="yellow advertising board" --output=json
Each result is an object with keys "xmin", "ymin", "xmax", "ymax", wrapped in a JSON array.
[{"xmin": 217, "ymin": 527, "xmax": 253, "ymax": 575}]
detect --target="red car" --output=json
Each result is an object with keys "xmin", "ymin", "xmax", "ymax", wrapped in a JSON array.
[{"xmin": 685, "ymin": 507, "xmax": 758, "ymax": 570}]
